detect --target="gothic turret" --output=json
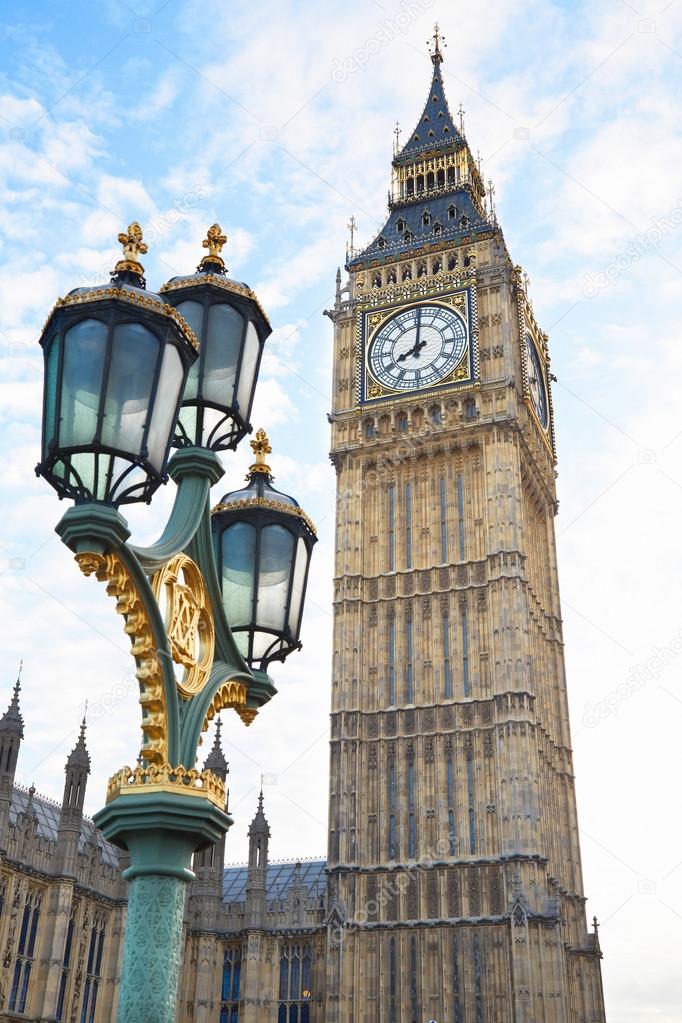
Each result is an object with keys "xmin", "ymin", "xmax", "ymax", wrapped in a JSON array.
[
  {"xmin": 0, "ymin": 670, "xmax": 24, "ymax": 846},
  {"xmin": 245, "ymin": 786, "xmax": 270, "ymax": 929},
  {"xmin": 55, "ymin": 717, "xmax": 90, "ymax": 875},
  {"xmin": 193, "ymin": 719, "xmax": 229, "ymax": 892}
]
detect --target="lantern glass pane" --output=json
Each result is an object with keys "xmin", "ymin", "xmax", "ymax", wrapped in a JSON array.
[
  {"xmin": 60, "ymin": 319, "xmax": 108, "ymax": 447},
  {"xmin": 44, "ymin": 334, "xmax": 61, "ymax": 453},
  {"xmin": 236, "ymin": 321, "xmax": 259, "ymax": 417},
  {"xmin": 147, "ymin": 343, "xmax": 183, "ymax": 470},
  {"xmin": 257, "ymin": 524, "xmax": 295, "ymax": 632},
  {"xmin": 221, "ymin": 522, "xmax": 257, "ymax": 629},
  {"xmin": 288, "ymin": 536, "xmax": 308, "ymax": 638},
  {"xmin": 175, "ymin": 302, "xmax": 203, "ymax": 400},
  {"xmin": 204, "ymin": 303, "xmax": 243, "ymax": 404},
  {"xmin": 101, "ymin": 323, "xmax": 159, "ymax": 456}
]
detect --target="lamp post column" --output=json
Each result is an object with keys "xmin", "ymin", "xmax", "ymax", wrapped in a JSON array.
[{"xmin": 94, "ymin": 791, "xmax": 232, "ymax": 1023}]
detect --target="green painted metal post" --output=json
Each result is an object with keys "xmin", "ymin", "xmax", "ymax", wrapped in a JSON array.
[
  {"xmin": 117, "ymin": 874, "xmax": 187, "ymax": 1020},
  {"xmin": 95, "ymin": 792, "xmax": 232, "ymax": 1023}
]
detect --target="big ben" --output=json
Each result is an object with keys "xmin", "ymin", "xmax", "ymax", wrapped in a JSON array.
[{"xmin": 324, "ymin": 26, "xmax": 606, "ymax": 1023}]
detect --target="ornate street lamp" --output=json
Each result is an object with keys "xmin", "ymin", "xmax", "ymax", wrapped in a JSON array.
[
  {"xmin": 159, "ymin": 223, "xmax": 269, "ymax": 451},
  {"xmin": 212, "ymin": 428, "xmax": 317, "ymax": 669},
  {"xmin": 36, "ymin": 223, "xmax": 198, "ymax": 504},
  {"xmin": 35, "ymin": 224, "xmax": 315, "ymax": 1023}
]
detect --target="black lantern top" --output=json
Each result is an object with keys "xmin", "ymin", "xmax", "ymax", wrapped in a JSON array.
[
  {"xmin": 212, "ymin": 430, "xmax": 317, "ymax": 670},
  {"xmin": 36, "ymin": 224, "xmax": 198, "ymax": 506},
  {"xmin": 159, "ymin": 225, "xmax": 270, "ymax": 452}
]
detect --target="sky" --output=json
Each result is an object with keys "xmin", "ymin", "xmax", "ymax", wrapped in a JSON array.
[{"xmin": 0, "ymin": 0, "xmax": 681, "ymax": 1018}]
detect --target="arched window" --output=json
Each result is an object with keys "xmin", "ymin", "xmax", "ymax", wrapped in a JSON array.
[
  {"xmin": 397, "ymin": 412, "xmax": 408, "ymax": 432},
  {"xmin": 447, "ymin": 165, "xmax": 456, "ymax": 184},
  {"xmin": 396, "ymin": 219, "xmax": 406, "ymax": 233},
  {"xmin": 402, "ymin": 264, "xmax": 412, "ymax": 281},
  {"xmin": 365, "ymin": 419, "xmax": 376, "ymax": 439},
  {"xmin": 437, "ymin": 168, "xmax": 445, "ymax": 187},
  {"xmin": 8, "ymin": 889, "xmax": 42, "ymax": 1013},
  {"xmin": 426, "ymin": 171, "xmax": 435, "ymax": 189},
  {"xmin": 221, "ymin": 947, "xmax": 242, "ymax": 1023},
  {"xmin": 448, "ymin": 203, "xmax": 457, "ymax": 220},
  {"xmin": 422, "ymin": 211, "xmax": 431, "ymax": 227},
  {"xmin": 278, "ymin": 944, "xmax": 312, "ymax": 1023},
  {"xmin": 372, "ymin": 273, "xmax": 382, "ymax": 288},
  {"xmin": 416, "ymin": 174, "xmax": 424, "ymax": 193},
  {"xmin": 406, "ymin": 177, "xmax": 414, "ymax": 196}
]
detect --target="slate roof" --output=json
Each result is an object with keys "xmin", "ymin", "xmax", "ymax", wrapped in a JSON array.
[
  {"xmin": 223, "ymin": 859, "xmax": 326, "ymax": 904},
  {"xmin": 9, "ymin": 785, "xmax": 120, "ymax": 868},
  {"xmin": 398, "ymin": 62, "xmax": 464, "ymax": 160},
  {"xmin": 348, "ymin": 189, "xmax": 490, "ymax": 268}
]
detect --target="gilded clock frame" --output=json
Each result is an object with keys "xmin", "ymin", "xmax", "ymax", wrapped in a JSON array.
[{"xmin": 357, "ymin": 287, "xmax": 477, "ymax": 406}]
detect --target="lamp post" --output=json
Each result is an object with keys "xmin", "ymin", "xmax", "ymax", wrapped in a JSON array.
[{"xmin": 35, "ymin": 223, "xmax": 316, "ymax": 1022}]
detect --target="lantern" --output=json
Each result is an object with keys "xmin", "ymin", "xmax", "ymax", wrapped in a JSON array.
[
  {"xmin": 160, "ymin": 224, "xmax": 269, "ymax": 451},
  {"xmin": 212, "ymin": 430, "xmax": 316, "ymax": 669},
  {"xmin": 36, "ymin": 223, "xmax": 198, "ymax": 505}
]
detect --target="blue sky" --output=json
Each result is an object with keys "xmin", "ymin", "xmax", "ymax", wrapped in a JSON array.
[{"xmin": 1, "ymin": 1, "xmax": 682, "ymax": 1018}]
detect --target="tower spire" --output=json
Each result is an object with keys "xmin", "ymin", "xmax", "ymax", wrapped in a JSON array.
[
  {"xmin": 429, "ymin": 22, "xmax": 445, "ymax": 65},
  {"xmin": 0, "ymin": 666, "xmax": 24, "ymax": 738},
  {"xmin": 203, "ymin": 716, "xmax": 229, "ymax": 780}
]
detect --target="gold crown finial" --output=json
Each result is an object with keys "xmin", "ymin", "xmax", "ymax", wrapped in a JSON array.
[
  {"xmin": 429, "ymin": 22, "xmax": 445, "ymax": 64},
  {"xmin": 249, "ymin": 428, "xmax": 272, "ymax": 476},
  {"xmin": 199, "ymin": 223, "xmax": 228, "ymax": 271},
  {"xmin": 115, "ymin": 222, "xmax": 147, "ymax": 276}
]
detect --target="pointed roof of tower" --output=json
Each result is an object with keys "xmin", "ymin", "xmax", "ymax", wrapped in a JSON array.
[
  {"xmin": 204, "ymin": 717, "xmax": 229, "ymax": 778},
  {"xmin": 398, "ymin": 29, "xmax": 464, "ymax": 160},
  {"xmin": 0, "ymin": 667, "xmax": 24, "ymax": 738},
  {"xmin": 66, "ymin": 716, "xmax": 91, "ymax": 772},
  {"xmin": 249, "ymin": 782, "xmax": 270, "ymax": 836}
]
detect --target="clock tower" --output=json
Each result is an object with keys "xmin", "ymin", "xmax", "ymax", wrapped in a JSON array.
[{"xmin": 324, "ymin": 27, "xmax": 606, "ymax": 1023}]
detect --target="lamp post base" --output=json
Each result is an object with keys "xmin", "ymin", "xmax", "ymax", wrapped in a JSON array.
[{"xmin": 94, "ymin": 790, "xmax": 232, "ymax": 1023}]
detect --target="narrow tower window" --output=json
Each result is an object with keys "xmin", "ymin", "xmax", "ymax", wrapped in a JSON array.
[
  {"xmin": 405, "ymin": 482, "xmax": 412, "ymax": 569},
  {"xmin": 457, "ymin": 473, "xmax": 465, "ymax": 559},
  {"xmin": 452, "ymin": 937, "xmax": 463, "ymax": 1023},
  {"xmin": 408, "ymin": 758, "xmax": 416, "ymax": 857},
  {"xmin": 389, "ymin": 937, "xmax": 397, "ymax": 1023},
  {"xmin": 473, "ymin": 933, "xmax": 484, "ymax": 1023},
  {"xmin": 278, "ymin": 945, "xmax": 312, "ymax": 1023},
  {"xmin": 462, "ymin": 604, "xmax": 470, "ymax": 697},
  {"xmin": 388, "ymin": 484, "xmax": 395, "ymax": 572},
  {"xmin": 388, "ymin": 761, "xmax": 397, "ymax": 859},
  {"xmin": 443, "ymin": 611, "xmax": 452, "ymax": 699},
  {"xmin": 406, "ymin": 618, "xmax": 414, "ymax": 704},
  {"xmin": 388, "ymin": 618, "xmax": 396, "ymax": 707},
  {"xmin": 439, "ymin": 477, "xmax": 448, "ymax": 561},
  {"xmin": 466, "ymin": 748, "xmax": 476, "ymax": 854},
  {"xmin": 410, "ymin": 936, "xmax": 419, "ymax": 1021},
  {"xmin": 447, "ymin": 754, "xmax": 456, "ymax": 854}
]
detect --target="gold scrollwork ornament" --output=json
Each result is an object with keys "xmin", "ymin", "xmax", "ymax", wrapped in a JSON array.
[{"xmin": 152, "ymin": 553, "xmax": 215, "ymax": 698}]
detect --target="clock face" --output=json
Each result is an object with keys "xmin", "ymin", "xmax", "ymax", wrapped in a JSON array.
[
  {"xmin": 368, "ymin": 304, "xmax": 467, "ymax": 392},
  {"xmin": 526, "ymin": 333, "xmax": 548, "ymax": 428}
]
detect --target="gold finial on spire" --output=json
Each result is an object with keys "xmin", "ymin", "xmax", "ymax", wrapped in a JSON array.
[
  {"xmin": 115, "ymin": 222, "xmax": 147, "ymax": 276},
  {"xmin": 249, "ymin": 428, "xmax": 272, "ymax": 476},
  {"xmin": 199, "ymin": 223, "xmax": 228, "ymax": 271},
  {"xmin": 429, "ymin": 22, "xmax": 445, "ymax": 65}
]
